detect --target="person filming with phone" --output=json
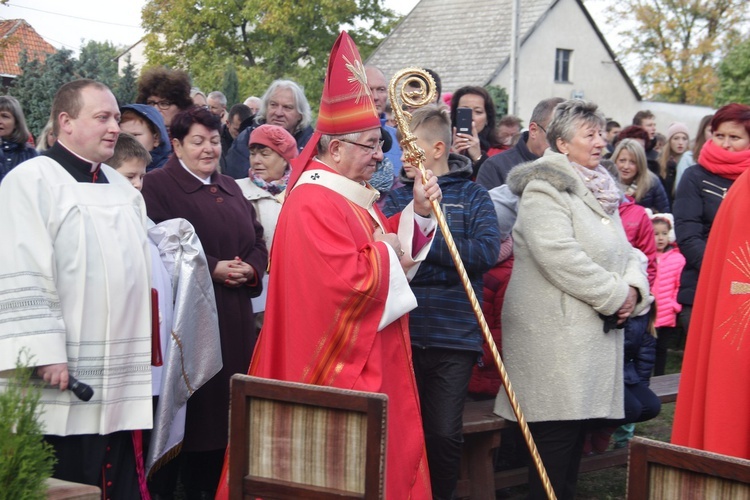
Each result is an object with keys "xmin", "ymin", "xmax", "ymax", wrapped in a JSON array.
[{"xmin": 450, "ymin": 86, "xmax": 504, "ymax": 179}]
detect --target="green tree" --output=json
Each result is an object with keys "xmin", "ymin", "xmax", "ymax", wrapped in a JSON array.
[
  {"xmin": 141, "ymin": 0, "xmax": 399, "ymax": 110},
  {"xmin": 485, "ymin": 85, "xmax": 509, "ymax": 119},
  {"xmin": 716, "ymin": 37, "xmax": 750, "ymax": 106},
  {"xmin": 76, "ymin": 40, "xmax": 120, "ymax": 90},
  {"xmin": 607, "ymin": 0, "xmax": 749, "ymax": 105},
  {"xmin": 11, "ymin": 49, "xmax": 76, "ymax": 138},
  {"xmin": 116, "ymin": 54, "xmax": 139, "ymax": 105},
  {"xmin": 0, "ymin": 351, "xmax": 57, "ymax": 499},
  {"xmin": 222, "ymin": 63, "xmax": 239, "ymax": 107}
]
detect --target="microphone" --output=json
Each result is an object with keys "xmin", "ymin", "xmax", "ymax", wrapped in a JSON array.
[{"xmin": 67, "ymin": 376, "xmax": 94, "ymax": 401}]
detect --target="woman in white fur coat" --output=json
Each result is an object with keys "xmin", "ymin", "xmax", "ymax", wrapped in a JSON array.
[{"xmin": 493, "ymin": 99, "xmax": 650, "ymax": 500}]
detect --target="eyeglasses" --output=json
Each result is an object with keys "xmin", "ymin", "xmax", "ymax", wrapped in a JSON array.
[
  {"xmin": 340, "ymin": 139, "xmax": 385, "ymax": 154},
  {"xmin": 535, "ymin": 122, "xmax": 547, "ymax": 134},
  {"xmin": 146, "ymin": 99, "xmax": 174, "ymax": 110}
]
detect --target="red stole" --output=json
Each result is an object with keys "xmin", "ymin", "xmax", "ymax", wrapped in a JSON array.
[{"xmin": 672, "ymin": 168, "xmax": 750, "ymax": 459}]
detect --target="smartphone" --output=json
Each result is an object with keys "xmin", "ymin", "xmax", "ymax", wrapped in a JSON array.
[{"xmin": 456, "ymin": 107, "xmax": 473, "ymax": 136}]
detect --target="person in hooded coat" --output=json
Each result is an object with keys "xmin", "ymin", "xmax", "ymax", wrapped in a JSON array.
[{"xmin": 120, "ymin": 103, "xmax": 171, "ymax": 171}]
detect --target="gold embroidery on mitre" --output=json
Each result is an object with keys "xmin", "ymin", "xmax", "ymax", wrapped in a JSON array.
[
  {"xmin": 718, "ymin": 241, "xmax": 750, "ymax": 350},
  {"xmin": 343, "ymin": 44, "xmax": 371, "ymax": 104}
]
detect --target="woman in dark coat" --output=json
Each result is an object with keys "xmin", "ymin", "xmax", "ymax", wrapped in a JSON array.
[
  {"xmin": 141, "ymin": 106, "xmax": 268, "ymax": 498},
  {"xmin": 0, "ymin": 95, "xmax": 37, "ymax": 181},
  {"xmin": 673, "ymin": 103, "xmax": 750, "ymax": 333}
]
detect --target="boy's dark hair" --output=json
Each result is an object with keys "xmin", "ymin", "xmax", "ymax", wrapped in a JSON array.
[
  {"xmin": 108, "ymin": 133, "xmax": 151, "ymax": 169},
  {"xmin": 632, "ymin": 110, "xmax": 654, "ymax": 126},
  {"xmin": 606, "ymin": 120, "xmax": 621, "ymax": 132},
  {"xmin": 228, "ymin": 103, "xmax": 253, "ymax": 123}
]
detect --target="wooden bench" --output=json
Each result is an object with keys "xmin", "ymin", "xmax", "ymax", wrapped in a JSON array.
[{"xmin": 456, "ymin": 373, "xmax": 681, "ymax": 499}]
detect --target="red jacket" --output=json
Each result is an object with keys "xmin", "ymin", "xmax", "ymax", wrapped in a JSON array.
[
  {"xmin": 469, "ymin": 252, "xmax": 513, "ymax": 397},
  {"xmin": 619, "ymin": 197, "xmax": 657, "ymax": 287},
  {"xmin": 654, "ymin": 247, "xmax": 685, "ymax": 327}
]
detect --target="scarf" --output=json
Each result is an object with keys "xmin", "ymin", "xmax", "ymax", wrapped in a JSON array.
[
  {"xmin": 251, "ymin": 168, "xmax": 290, "ymax": 196},
  {"xmin": 698, "ymin": 139, "xmax": 750, "ymax": 180},
  {"xmin": 571, "ymin": 162, "xmax": 621, "ymax": 215}
]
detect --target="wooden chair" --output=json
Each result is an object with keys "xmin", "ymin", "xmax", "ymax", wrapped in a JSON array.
[
  {"xmin": 228, "ymin": 374, "xmax": 387, "ymax": 499},
  {"xmin": 627, "ymin": 436, "xmax": 750, "ymax": 499}
]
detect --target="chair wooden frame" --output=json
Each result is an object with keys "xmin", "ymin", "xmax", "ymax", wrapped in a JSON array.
[
  {"xmin": 228, "ymin": 374, "xmax": 387, "ymax": 499},
  {"xmin": 627, "ymin": 436, "xmax": 750, "ymax": 499}
]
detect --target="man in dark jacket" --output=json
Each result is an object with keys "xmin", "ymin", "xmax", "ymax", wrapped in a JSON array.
[
  {"xmin": 476, "ymin": 97, "xmax": 563, "ymax": 190},
  {"xmin": 219, "ymin": 104, "xmax": 253, "ymax": 171},
  {"xmin": 383, "ymin": 105, "xmax": 499, "ymax": 500}
]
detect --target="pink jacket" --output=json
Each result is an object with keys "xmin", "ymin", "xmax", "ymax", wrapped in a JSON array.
[{"xmin": 654, "ymin": 246, "xmax": 686, "ymax": 327}]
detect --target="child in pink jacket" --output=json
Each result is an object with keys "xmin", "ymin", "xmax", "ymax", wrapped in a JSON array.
[{"xmin": 651, "ymin": 213, "xmax": 686, "ymax": 375}]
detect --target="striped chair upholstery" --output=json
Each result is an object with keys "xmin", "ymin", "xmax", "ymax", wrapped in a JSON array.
[
  {"xmin": 228, "ymin": 374, "xmax": 387, "ymax": 499},
  {"xmin": 627, "ymin": 437, "xmax": 750, "ymax": 499}
]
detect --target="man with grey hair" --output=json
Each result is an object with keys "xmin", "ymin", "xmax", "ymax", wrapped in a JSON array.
[
  {"xmin": 477, "ymin": 97, "xmax": 565, "ymax": 190},
  {"xmin": 207, "ymin": 90, "xmax": 227, "ymax": 122},
  {"xmin": 224, "ymin": 79, "xmax": 314, "ymax": 179},
  {"xmin": 365, "ymin": 65, "xmax": 402, "ymax": 172},
  {"xmin": 243, "ymin": 96, "xmax": 261, "ymax": 115}
]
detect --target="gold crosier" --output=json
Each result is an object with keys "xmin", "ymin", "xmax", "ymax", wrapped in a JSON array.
[{"xmin": 389, "ymin": 68, "xmax": 557, "ymax": 500}]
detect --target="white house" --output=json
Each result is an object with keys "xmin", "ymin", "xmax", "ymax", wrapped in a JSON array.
[{"xmin": 367, "ymin": 0, "xmax": 712, "ymax": 133}]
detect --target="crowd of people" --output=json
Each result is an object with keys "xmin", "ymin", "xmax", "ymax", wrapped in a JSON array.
[{"xmin": 1, "ymin": 29, "xmax": 749, "ymax": 500}]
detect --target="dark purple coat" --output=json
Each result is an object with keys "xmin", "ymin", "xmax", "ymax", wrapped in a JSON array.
[{"xmin": 142, "ymin": 154, "xmax": 268, "ymax": 451}]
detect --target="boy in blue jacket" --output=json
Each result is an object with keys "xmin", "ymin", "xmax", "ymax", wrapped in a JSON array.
[{"xmin": 382, "ymin": 105, "xmax": 500, "ymax": 500}]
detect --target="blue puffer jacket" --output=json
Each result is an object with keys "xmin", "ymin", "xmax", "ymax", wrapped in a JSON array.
[
  {"xmin": 1, "ymin": 139, "xmax": 37, "ymax": 182},
  {"xmin": 382, "ymin": 153, "xmax": 500, "ymax": 352},
  {"xmin": 623, "ymin": 314, "xmax": 655, "ymax": 385},
  {"xmin": 120, "ymin": 104, "xmax": 171, "ymax": 171}
]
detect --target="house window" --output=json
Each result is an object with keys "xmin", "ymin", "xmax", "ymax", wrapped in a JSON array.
[{"xmin": 555, "ymin": 49, "xmax": 572, "ymax": 83}]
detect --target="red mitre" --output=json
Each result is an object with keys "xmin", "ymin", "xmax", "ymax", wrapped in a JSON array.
[{"xmin": 287, "ymin": 31, "xmax": 380, "ymax": 190}]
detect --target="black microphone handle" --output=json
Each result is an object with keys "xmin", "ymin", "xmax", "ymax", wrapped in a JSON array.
[{"xmin": 68, "ymin": 376, "xmax": 94, "ymax": 401}]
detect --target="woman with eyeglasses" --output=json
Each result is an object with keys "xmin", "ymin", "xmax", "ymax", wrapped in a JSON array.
[{"xmin": 136, "ymin": 66, "xmax": 194, "ymax": 128}]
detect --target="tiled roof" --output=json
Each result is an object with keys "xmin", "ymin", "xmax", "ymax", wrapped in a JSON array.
[
  {"xmin": 0, "ymin": 19, "xmax": 57, "ymax": 77},
  {"xmin": 366, "ymin": 0, "xmax": 561, "ymax": 92}
]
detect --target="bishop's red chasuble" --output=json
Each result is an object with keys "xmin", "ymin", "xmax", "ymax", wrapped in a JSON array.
[
  {"xmin": 216, "ymin": 162, "xmax": 432, "ymax": 499},
  {"xmin": 672, "ymin": 168, "xmax": 750, "ymax": 459}
]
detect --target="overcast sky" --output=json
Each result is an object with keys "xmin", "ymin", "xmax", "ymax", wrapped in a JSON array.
[{"xmin": 0, "ymin": 0, "xmax": 613, "ymax": 56}]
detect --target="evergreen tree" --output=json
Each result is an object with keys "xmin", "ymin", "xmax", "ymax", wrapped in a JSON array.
[
  {"xmin": 11, "ymin": 49, "xmax": 76, "ymax": 139},
  {"xmin": 116, "ymin": 54, "xmax": 139, "ymax": 105},
  {"xmin": 76, "ymin": 40, "xmax": 120, "ymax": 89},
  {"xmin": 222, "ymin": 64, "xmax": 240, "ymax": 107}
]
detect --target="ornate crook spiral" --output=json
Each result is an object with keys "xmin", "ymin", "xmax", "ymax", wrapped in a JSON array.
[{"xmin": 388, "ymin": 68, "xmax": 437, "ymax": 172}]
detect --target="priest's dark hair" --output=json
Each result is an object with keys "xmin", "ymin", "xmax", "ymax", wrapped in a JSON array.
[
  {"xmin": 170, "ymin": 106, "xmax": 222, "ymax": 143},
  {"xmin": 50, "ymin": 79, "xmax": 110, "ymax": 136}
]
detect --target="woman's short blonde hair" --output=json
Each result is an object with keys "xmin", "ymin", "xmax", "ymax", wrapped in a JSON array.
[{"xmin": 546, "ymin": 99, "xmax": 606, "ymax": 153}]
